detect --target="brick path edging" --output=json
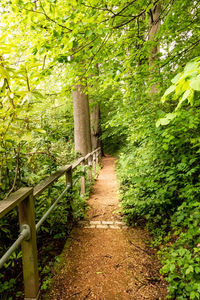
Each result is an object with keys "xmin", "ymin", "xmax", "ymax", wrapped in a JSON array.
[{"xmin": 78, "ymin": 220, "xmax": 128, "ymax": 229}]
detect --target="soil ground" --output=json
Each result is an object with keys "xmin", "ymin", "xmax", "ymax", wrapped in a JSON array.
[{"xmin": 48, "ymin": 155, "xmax": 167, "ymax": 299}]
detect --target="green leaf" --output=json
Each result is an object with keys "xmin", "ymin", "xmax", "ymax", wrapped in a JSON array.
[
  {"xmin": 161, "ymin": 94, "xmax": 166, "ymax": 103},
  {"xmin": 170, "ymin": 264, "xmax": 175, "ymax": 272},
  {"xmin": 0, "ymin": 66, "xmax": 10, "ymax": 82},
  {"xmin": 35, "ymin": 129, "xmax": 46, "ymax": 133},
  {"xmin": 0, "ymin": 146, "xmax": 6, "ymax": 152},
  {"xmin": 190, "ymin": 291, "xmax": 197, "ymax": 299},
  {"xmin": 175, "ymin": 90, "xmax": 192, "ymax": 110},
  {"xmin": 156, "ymin": 113, "xmax": 177, "ymax": 127},
  {"xmin": 185, "ymin": 265, "xmax": 193, "ymax": 275},
  {"xmin": 184, "ymin": 61, "xmax": 200, "ymax": 72},
  {"xmin": 31, "ymin": 91, "xmax": 44, "ymax": 99},
  {"xmin": 171, "ymin": 73, "xmax": 182, "ymax": 84},
  {"xmin": 179, "ymin": 248, "xmax": 186, "ymax": 256},
  {"xmin": 195, "ymin": 266, "xmax": 200, "ymax": 274},
  {"xmin": 163, "ymin": 85, "xmax": 176, "ymax": 97},
  {"xmin": 190, "ymin": 78, "xmax": 200, "ymax": 91}
]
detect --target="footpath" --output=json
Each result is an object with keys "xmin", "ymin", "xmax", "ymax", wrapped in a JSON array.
[{"xmin": 48, "ymin": 155, "xmax": 167, "ymax": 299}]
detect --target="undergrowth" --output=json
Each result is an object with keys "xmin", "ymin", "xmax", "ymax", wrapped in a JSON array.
[
  {"xmin": 0, "ymin": 163, "xmax": 96, "ymax": 299},
  {"xmin": 116, "ymin": 102, "xmax": 200, "ymax": 299}
]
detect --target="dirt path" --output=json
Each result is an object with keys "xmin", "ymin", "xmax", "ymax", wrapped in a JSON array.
[{"xmin": 48, "ymin": 155, "xmax": 167, "ymax": 299}]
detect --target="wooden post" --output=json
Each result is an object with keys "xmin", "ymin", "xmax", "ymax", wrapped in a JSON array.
[
  {"xmin": 96, "ymin": 150, "xmax": 99, "ymax": 165},
  {"xmin": 65, "ymin": 166, "xmax": 73, "ymax": 222},
  {"xmin": 97, "ymin": 149, "xmax": 100, "ymax": 167},
  {"xmin": 92, "ymin": 152, "xmax": 96, "ymax": 174},
  {"xmin": 98, "ymin": 148, "xmax": 102, "ymax": 167},
  {"xmin": 18, "ymin": 189, "xmax": 40, "ymax": 300},
  {"xmin": 81, "ymin": 159, "xmax": 86, "ymax": 195},
  {"xmin": 88, "ymin": 155, "xmax": 92, "ymax": 182}
]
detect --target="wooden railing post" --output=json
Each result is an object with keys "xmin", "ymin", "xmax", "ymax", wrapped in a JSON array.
[
  {"xmin": 81, "ymin": 159, "xmax": 86, "ymax": 195},
  {"xmin": 65, "ymin": 166, "xmax": 73, "ymax": 221},
  {"xmin": 98, "ymin": 148, "xmax": 102, "ymax": 167},
  {"xmin": 92, "ymin": 152, "xmax": 96, "ymax": 174},
  {"xmin": 88, "ymin": 155, "xmax": 92, "ymax": 182},
  {"xmin": 96, "ymin": 150, "xmax": 99, "ymax": 165},
  {"xmin": 18, "ymin": 188, "xmax": 40, "ymax": 300}
]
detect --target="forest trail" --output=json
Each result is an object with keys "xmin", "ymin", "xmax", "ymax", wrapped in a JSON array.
[{"xmin": 48, "ymin": 155, "xmax": 167, "ymax": 299}]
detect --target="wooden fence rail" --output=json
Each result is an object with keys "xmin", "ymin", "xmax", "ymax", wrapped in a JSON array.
[{"xmin": 0, "ymin": 147, "xmax": 101, "ymax": 300}]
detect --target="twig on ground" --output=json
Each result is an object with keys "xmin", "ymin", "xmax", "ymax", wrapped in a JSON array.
[
  {"xmin": 129, "ymin": 241, "xmax": 150, "ymax": 255},
  {"xmin": 83, "ymin": 288, "xmax": 91, "ymax": 299}
]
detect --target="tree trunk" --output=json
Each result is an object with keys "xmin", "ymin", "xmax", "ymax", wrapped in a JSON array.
[
  {"xmin": 148, "ymin": 4, "xmax": 161, "ymax": 94},
  {"xmin": 73, "ymin": 84, "xmax": 92, "ymax": 156},
  {"xmin": 89, "ymin": 64, "xmax": 103, "ymax": 154},
  {"xmin": 90, "ymin": 100, "xmax": 103, "ymax": 153}
]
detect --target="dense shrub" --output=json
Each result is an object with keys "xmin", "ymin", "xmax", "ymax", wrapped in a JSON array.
[{"xmin": 116, "ymin": 71, "xmax": 200, "ymax": 298}]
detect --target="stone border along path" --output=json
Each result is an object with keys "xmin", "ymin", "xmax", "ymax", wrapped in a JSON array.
[
  {"xmin": 48, "ymin": 155, "xmax": 167, "ymax": 300},
  {"xmin": 79, "ymin": 220, "xmax": 128, "ymax": 229}
]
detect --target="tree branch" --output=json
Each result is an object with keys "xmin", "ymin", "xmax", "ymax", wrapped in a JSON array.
[
  {"xmin": 26, "ymin": 68, "xmax": 31, "ymax": 91},
  {"xmin": 39, "ymin": 0, "xmax": 72, "ymax": 31},
  {"xmin": 71, "ymin": 37, "xmax": 98, "ymax": 56},
  {"xmin": 81, "ymin": 3, "xmax": 115, "ymax": 15},
  {"xmin": 42, "ymin": 54, "xmax": 47, "ymax": 70},
  {"xmin": 112, "ymin": 1, "xmax": 157, "ymax": 29},
  {"xmin": 113, "ymin": 9, "xmax": 146, "ymax": 29},
  {"xmin": 24, "ymin": 4, "xmax": 72, "ymax": 32},
  {"xmin": 113, "ymin": 0, "xmax": 138, "ymax": 18},
  {"xmin": 80, "ymin": 33, "xmax": 112, "ymax": 79},
  {"xmin": 160, "ymin": 38, "xmax": 200, "ymax": 69}
]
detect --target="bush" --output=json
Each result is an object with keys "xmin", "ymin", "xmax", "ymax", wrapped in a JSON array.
[{"xmin": 117, "ymin": 98, "xmax": 200, "ymax": 299}]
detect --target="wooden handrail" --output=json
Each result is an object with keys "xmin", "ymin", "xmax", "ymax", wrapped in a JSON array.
[
  {"xmin": 0, "ymin": 147, "xmax": 101, "ymax": 300},
  {"xmin": 33, "ymin": 165, "xmax": 71, "ymax": 197},
  {"xmin": 0, "ymin": 188, "xmax": 33, "ymax": 218},
  {"xmin": 72, "ymin": 156, "xmax": 85, "ymax": 169},
  {"xmin": 0, "ymin": 148, "xmax": 101, "ymax": 216}
]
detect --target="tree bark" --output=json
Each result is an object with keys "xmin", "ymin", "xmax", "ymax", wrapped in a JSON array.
[
  {"xmin": 90, "ymin": 100, "xmax": 103, "ymax": 152},
  {"xmin": 73, "ymin": 84, "xmax": 92, "ymax": 156},
  {"xmin": 148, "ymin": 4, "xmax": 161, "ymax": 94},
  {"xmin": 89, "ymin": 64, "xmax": 103, "ymax": 153}
]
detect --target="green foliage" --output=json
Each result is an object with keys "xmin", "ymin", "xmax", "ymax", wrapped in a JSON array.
[
  {"xmin": 1, "ymin": 0, "xmax": 200, "ymax": 298},
  {"xmin": 0, "ymin": 165, "xmax": 97, "ymax": 299},
  {"xmin": 0, "ymin": 58, "xmax": 75, "ymax": 199},
  {"xmin": 116, "ymin": 59, "xmax": 200, "ymax": 299},
  {"xmin": 101, "ymin": 87, "xmax": 128, "ymax": 154},
  {"xmin": 159, "ymin": 200, "xmax": 200, "ymax": 299},
  {"xmin": 0, "ymin": 58, "xmax": 75, "ymax": 300},
  {"xmin": 161, "ymin": 58, "xmax": 200, "ymax": 110}
]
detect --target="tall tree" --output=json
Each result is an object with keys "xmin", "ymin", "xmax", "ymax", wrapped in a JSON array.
[
  {"xmin": 148, "ymin": 4, "xmax": 161, "ymax": 94},
  {"xmin": 73, "ymin": 83, "xmax": 92, "ymax": 156},
  {"xmin": 90, "ymin": 99, "xmax": 102, "ymax": 150}
]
